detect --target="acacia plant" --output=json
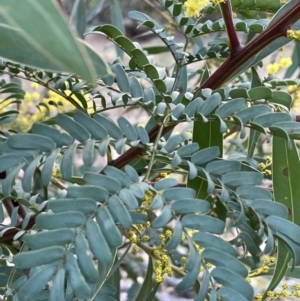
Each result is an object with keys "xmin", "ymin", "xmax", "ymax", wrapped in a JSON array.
[{"xmin": 1, "ymin": 0, "xmax": 300, "ymax": 300}]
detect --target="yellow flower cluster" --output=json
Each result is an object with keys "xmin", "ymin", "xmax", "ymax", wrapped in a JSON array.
[
  {"xmin": 261, "ymin": 283, "xmax": 300, "ymax": 300},
  {"xmin": 259, "ymin": 156, "xmax": 272, "ymax": 176},
  {"xmin": 6, "ymin": 83, "xmax": 77, "ymax": 132},
  {"xmin": 287, "ymin": 85, "xmax": 300, "ymax": 113},
  {"xmin": 153, "ymin": 250, "xmax": 173, "ymax": 282},
  {"xmin": 266, "ymin": 57, "xmax": 292, "ymax": 75},
  {"xmin": 142, "ymin": 190, "xmax": 155, "ymax": 208},
  {"xmin": 287, "ymin": 29, "xmax": 300, "ymax": 41},
  {"xmin": 183, "ymin": 0, "xmax": 210, "ymax": 18},
  {"xmin": 183, "ymin": 0, "xmax": 225, "ymax": 18}
]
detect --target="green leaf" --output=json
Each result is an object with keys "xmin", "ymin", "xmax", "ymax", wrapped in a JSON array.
[
  {"xmin": 70, "ymin": 0, "xmax": 86, "ymax": 38},
  {"xmin": 85, "ymin": 219, "xmax": 113, "ymax": 268},
  {"xmin": 41, "ymin": 148, "xmax": 60, "ymax": 186},
  {"xmin": 48, "ymin": 198, "xmax": 97, "ymax": 214},
  {"xmin": 103, "ymin": 166, "xmax": 131, "ymax": 187},
  {"xmin": 49, "ymin": 268, "xmax": 65, "ymax": 301},
  {"xmin": 165, "ymin": 220, "xmax": 183, "ymax": 250},
  {"xmin": 124, "ymin": 165, "xmax": 140, "ymax": 183},
  {"xmin": 211, "ymin": 267, "xmax": 254, "ymax": 300},
  {"xmin": 251, "ymin": 200, "xmax": 288, "ymax": 219},
  {"xmin": 110, "ymin": 0, "xmax": 125, "ymax": 60},
  {"xmin": 118, "ymin": 188, "xmax": 139, "ymax": 210},
  {"xmin": 182, "ymin": 214, "xmax": 225, "ymax": 234},
  {"xmin": 236, "ymin": 185, "xmax": 272, "ymax": 200},
  {"xmin": 96, "ymin": 206, "xmax": 123, "ymax": 248},
  {"xmin": 65, "ymin": 251, "xmax": 91, "ymax": 299},
  {"xmin": 218, "ymin": 287, "xmax": 249, "ymax": 301},
  {"xmin": 13, "ymin": 246, "xmax": 64, "ymax": 269},
  {"xmin": 198, "ymin": 93, "xmax": 222, "ymax": 116},
  {"xmin": 215, "ymin": 98, "xmax": 247, "ymax": 118},
  {"xmin": 206, "ymin": 160, "xmax": 241, "ymax": 175},
  {"xmin": 154, "ymin": 178, "xmax": 178, "ymax": 190},
  {"xmin": 7, "ymin": 134, "xmax": 55, "ymax": 152},
  {"xmin": 31, "ymin": 122, "xmax": 74, "ymax": 147},
  {"xmin": 36, "ymin": 212, "xmax": 86, "ymax": 229},
  {"xmin": 171, "ymin": 198, "xmax": 210, "ymax": 214},
  {"xmin": 117, "ymin": 117, "xmax": 138, "ymax": 141},
  {"xmin": 175, "ymin": 251, "xmax": 201, "ymax": 291},
  {"xmin": 17, "ymin": 264, "xmax": 56, "ymax": 301},
  {"xmin": 266, "ymin": 137, "xmax": 300, "ymax": 294},
  {"xmin": 67, "ymin": 185, "xmax": 109, "ymax": 203},
  {"xmin": 193, "ymin": 232, "xmax": 237, "ymax": 256},
  {"xmin": 202, "ymin": 248, "xmax": 248, "ymax": 277},
  {"xmin": 151, "ymin": 205, "xmax": 172, "ymax": 228},
  {"xmin": 134, "ymin": 257, "xmax": 153, "ymax": 301},
  {"xmin": 189, "ymin": 120, "xmax": 223, "ymax": 199},
  {"xmin": 60, "ymin": 143, "xmax": 77, "ymax": 180},
  {"xmin": 55, "ymin": 113, "xmax": 90, "ymax": 143},
  {"xmin": 191, "ymin": 146, "xmax": 220, "ymax": 165},
  {"xmin": 0, "ymin": 0, "xmax": 111, "ymax": 82},
  {"xmin": 75, "ymin": 233, "xmax": 99, "ymax": 283},
  {"xmin": 221, "ymin": 171, "xmax": 263, "ymax": 187},
  {"xmin": 84, "ymin": 172, "xmax": 122, "ymax": 194},
  {"xmin": 108, "ymin": 196, "xmax": 133, "ymax": 228},
  {"xmin": 162, "ymin": 187, "xmax": 196, "ymax": 201},
  {"xmin": 94, "ymin": 114, "xmax": 124, "ymax": 140},
  {"xmin": 74, "ymin": 110, "xmax": 108, "ymax": 140},
  {"xmin": 23, "ymin": 228, "xmax": 75, "ymax": 250}
]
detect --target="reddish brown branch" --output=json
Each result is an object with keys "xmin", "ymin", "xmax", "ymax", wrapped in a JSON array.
[{"xmin": 220, "ymin": 1, "xmax": 243, "ymax": 56}]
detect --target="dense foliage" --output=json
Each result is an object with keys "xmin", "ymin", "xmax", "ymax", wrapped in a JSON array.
[{"xmin": 1, "ymin": 0, "xmax": 300, "ymax": 300}]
